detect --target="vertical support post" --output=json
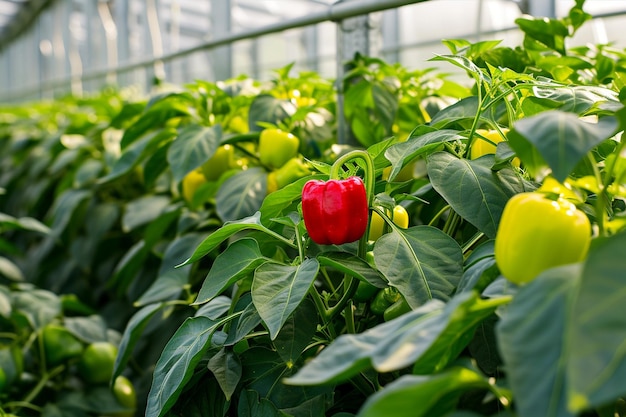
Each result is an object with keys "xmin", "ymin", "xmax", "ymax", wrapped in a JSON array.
[
  {"xmin": 210, "ymin": 0, "xmax": 232, "ymax": 81},
  {"xmin": 304, "ymin": 25, "xmax": 319, "ymax": 72},
  {"xmin": 381, "ymin": 7, "xmax": 399, "ymax": 63},
  {"xmin": 336, "ymin": 0, "xmax": 371, "ymax": 145},
  {"xmin": 114, "ymin": 0, "xmax": 130, "ymax": 88},
  {"xmin": 524, "ymin": 0, "xmax": 556, "ymax": 17}
]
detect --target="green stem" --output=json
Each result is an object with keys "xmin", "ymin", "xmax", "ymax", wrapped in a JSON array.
[
  {"xmin": 428, "ymin": 205, "xmax": 451, "ymax": 227},
  {"xmin": 462, "ymin": 231, "xmax": 486, "ymax": 255},
  {"xmin": 20, "ymin": 364, "xmax": 65, "ymax": 406},
  {"xmin": 325, "ymin": 150, "xmax": 376, "ymax": 324}
]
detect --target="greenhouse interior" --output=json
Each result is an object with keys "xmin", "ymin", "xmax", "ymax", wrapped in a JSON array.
[{"xmin": 2, "ymin": 0, "xmax": 626, "ymax": 416}]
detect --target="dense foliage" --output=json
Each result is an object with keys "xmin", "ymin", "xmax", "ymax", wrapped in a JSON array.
[{"xmin": 2, "ymin": 1, "xmax": 626, "ymax": 416}]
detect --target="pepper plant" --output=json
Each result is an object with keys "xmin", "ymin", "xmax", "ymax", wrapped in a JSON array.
[{"xmin": 2, "ymin": 1, "xmax": 626, "ymax": 416}]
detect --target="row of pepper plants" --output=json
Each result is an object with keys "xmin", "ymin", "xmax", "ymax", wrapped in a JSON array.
[{"xmin": 2, "ymin": 1, "xmax": 626, "ymax": 416}]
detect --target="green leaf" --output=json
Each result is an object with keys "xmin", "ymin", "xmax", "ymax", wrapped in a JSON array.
[
  {"xmin": 497, "ymin": 230, "xmax": 626, "ymax": 416},
  {"xmin": 12, "ymin": 288, "xmax": 61, "ymax": 329},
  {"xmin": 427, "ymin": 152, "xmax": 532, "ymax": 238},
  {"xmin": 374, "ymin": 226, "xmax": 463, "ymax": 308},
  {"xmin": 428, "ymin": 96, "xmax": 482, "ymax": 128},
  {"xmin": 64, "ymin": 315, "xmax": 108, "ymax": 344},
  {"xmin": 515, "ymin": 15, "xmax": 569, "ymax": 54},
  {"xmin": 47, "ymin": 189, "xmax": 91, "ymax": 236},
  {"xmin": 567, "ymin": 232, "xmax": 626, "ymax": 410},
  {"xmin": 496, "ymin": 265, "xmax": 576, "ymax": 417},
  {"xmin": 285, "ymin": 292, "xmax": 508, "ymax": 385},
  {"xmin": 224, "ymin": 298, "xmax": 262, "ymax": 346},
  {"xmin": 357, "ymin": 367, "xmax": 496, "ymax": 417},
  {"xmin": 145, "ymin": 316, "xmax": 219, "ymax": 417},
  {"xmin": 510, "ymin": 111, "xmax": 618, "ymax": 182},
  {"xmin": 109, "ymin": 240, "xmax": 148, "ymax": 293},
  {"xmin": 248, "ymin": 94, "xmax": 296, "ymax": 132},
  {"xmin": 273, "ymin": 298, "xmax": 317, "ymax": 365},
  {"xmin": 99, "ymin": 128, "xmax": 177, "ymax": 184},
  {"xmin": 317, "ymin": 252, "xmax": 387, "ymax": 288},
  {"xmin": 384, "ymin": 129, "xmax": 463, "ymax": 179},
  {"xmin": 208, "ymin": 348, "xmax": 242, "ymax": 401},
  {"xmin": 252, "ymin": 258, "xmax": 319, "ymax": 340},
  {"xmin": 238, "ymin": 390, "xmax": 284, "ymax": 417},
  {"xmin": 241, "ymin": 347, "xmax": 330, "ymax": 409},
  {"xmin": 121, "ymin": 195, "xmax": 172, "ymax": 233},
  {"xmin": 113, "ymin": 302, "xmax": 165, "ymax": 382},
  {"xmin": 167, "ymin": 124, "xmax": 222, "ymax": 182},
  {"xmin": 194, "ymin": 295, "xmax": 232, "ymax": 320},
  {"xmin": 182, "ymin": 212, "xmax": 289, "ymax": 265},
  {"xmin": 0, "ymin": 256, "xmax": 23, "ymax": 281},
  {"xmin": 259, "ymin": 175, "xmax": 323, "ymax": 225},
  {"xmin": 194, "ymin": 238, "xmax": 267, "ymax": 305},
  {"xmin": 216, "ymin": 168, "xmax": 267, "ymax": 222},
  {"xmin": 0, "ymin": 214, "xmax": 50, "ymax": 235},
  {"xmin": 135, "ymin": 233, "xmax": 207, "ymax": 306}
]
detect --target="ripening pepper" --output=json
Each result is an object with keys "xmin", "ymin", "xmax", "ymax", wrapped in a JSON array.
[
  {"xmin": 259, "ymin": 128, "xmax": 300, "ymax": 169},
  {"xmin": 182, "ymin": 169, "xmax": 207, "ymax": 204},
  {"xmin": 470, "ymin": 128, "xmax": 520, "ymax": 167},
  {"xmin": 267, "ymin": 157, "xmax": 311, "ymax": 194},
  {"xmin": 201, "ymin": 145, "xmax": 235, "ymax": 181},
  {"xmin": 368, "ymin": 205, "xmax": 409, "ymax": 241},
  {"xmin": 494, "ymin": 192, "xmax": 591, "ymax": 285},
  {"xmin": 301, "ymin": 176, "xmax": 368, "ymax": 245}
]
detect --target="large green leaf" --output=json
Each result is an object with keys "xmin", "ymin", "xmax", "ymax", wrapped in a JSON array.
[
  {"xmin": 216, "ymin": 168, "xmax": 267, "ymax": 222},
  {"xmin": 167, "ymin": 124, "xmax": 222, "ymax": 182},
  {"xmin": 510, "ymin": 110, "xmax": 618, "ymax": 182},
  {"xmin": 373, "ymin": 226, "xmax": 463, "ymax": 308},
  {"xmin": 384, "ymin": 129, "xmax": 463, "ymax": 179},
  {"xmin": 248, "ymin": 94, "xmax": 296, "ymax": 132},
  {"xmin": 121, "ymin": 195, "xmax": 172, "ymax": 233},
  {"xmin": 207, "ymin": 348, "xmax": 242, "ymax": 401},
  {"xmin": 252, "ymin": 258, "xmax": 319, "ymax": 340},
  {"xmin": 496, "ymin": 265, "xmax": 576, "ymax": 417},
  {"xmin": 428, "ymin": 96, "xmax": 481, "ymax": 129},
  {"xmin": 194, "ymin": 238, "xmax": 268, "ymax": 305},
  {"xmin": 182, "ymin": 212, "xmax": 291, "ymax": 265},
  {"xmin": 259, "ymin": 175, "xmax": 323, "ymax": 225},
  {"xmin": 0, "ymin": 256, "xmax": 23, "ymax": 281},
  {"xmin": 285, "ymin": 291, "xmax": 508, "ymax": 385},
  {"xmin": 135, "ymin": 233, "xmax": 206, "ymax": 306},
  {"xmin": 99, "ymin": 128, "xmax": 177, "ymax": 183},
  {"xmin": 427, "ymin": 152, "xmax": 532, "ymax": 238},
  {"xmin": 357, "ymin": 367, "xmax": 499, "ymax": 417},
  {"xmin": 64, "ymin": 315, "xmax": 109, "ymax": 344},
  {"xmin": 273, "ymin": 298, "xmax": 317, "ymax": 365},
  {"xmin": 238, "ymin": 390, "xmax": 284, "ymax": 417},
  {"xmin": 11, "ymin": 288, "xmax": 61, "ymax": 329},
  {"xmin": 145, "ymin": 316, "xmax": 219, "ymax": 417},
  {"xmin": 317, "ymin": 252, "xmax": 387, "ymax": 288},
  {"xmin": 240, "ymin": 347, "xmax": 330, "ymax": 409},
  {"xmin": 497, "ymin": 231, "xmax": 626, "ymax": 417},
  {"xmin": 112, "ymin": 302, "xmax": 165, "ymax": 382},
  {"xmin": 47, "ymin": 189, "xmax": 91, "ymax": 236}
]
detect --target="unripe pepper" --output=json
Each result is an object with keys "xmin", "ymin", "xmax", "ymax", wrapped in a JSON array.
[
  {"xmin": 301, "ymin": 176, "xmax": 368, "ymax": 245},
  {"xmin": 182, "ymin": 169, "xmax": 207, "ymax": 204},
  {"xmin": 201, "ymin": 145, "xmax": 235, "ymax": 181},
  {"xmin": 470, "ymin": 128, "xmax": 520, "ymax": 167},
  {"xmin": 368, "ymin": 205, "xmax": 409, "ymax": 241},
  {"xmin": 267, "ymin": 157, "xmax": 311, "ymax": 194},
  {"xmin": 259, "ymin": 128, "xmax": 300, "ymax": 169},
  {"xmin": 494, "ymin": 192, "xmax": 591, "ymax": 284}
]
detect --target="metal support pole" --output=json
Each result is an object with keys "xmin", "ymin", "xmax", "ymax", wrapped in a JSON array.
[
  {"xmin": 210, "ymin": 0, "xmax": 232, "ymax": 81},
  {"xmin": 336, "ymin": 0, "xmax": 371, "ymax": 145},
  {"xmin": 524, "ymin": 0, "xmax": 556, "ymax": 18}
]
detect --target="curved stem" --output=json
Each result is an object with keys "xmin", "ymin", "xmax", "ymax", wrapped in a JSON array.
[{"xmin": 325, "ymin": 150, "xmax": 376, "ymax": 324}]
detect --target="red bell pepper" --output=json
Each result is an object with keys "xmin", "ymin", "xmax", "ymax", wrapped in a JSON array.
[{"xmin": 301, "ymin": 176, "xmax": 369, "ymax": 245}]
